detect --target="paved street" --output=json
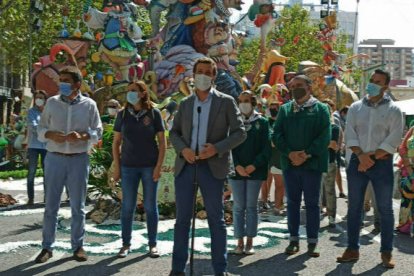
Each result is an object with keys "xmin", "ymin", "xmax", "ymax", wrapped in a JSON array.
[{"xmin": 1, "ymin": 171, "xmax": 413, "ymax": 276}]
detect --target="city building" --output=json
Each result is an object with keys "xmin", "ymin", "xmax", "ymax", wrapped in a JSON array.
[{"xmin": 358, "ymin": 39, "xmax": 414, "ymax": 82}]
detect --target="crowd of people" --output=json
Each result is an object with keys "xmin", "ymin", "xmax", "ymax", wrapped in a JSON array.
[{"xmin": 9, "ymin": 58, "xmax": 413, "ymax": 275}]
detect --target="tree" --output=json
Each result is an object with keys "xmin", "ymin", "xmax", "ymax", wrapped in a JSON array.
[
  {"xmin": 237, "ymin": 5, "xmax": 352, "ymax": 76},
  {"xmin": 0, "ymin": 0, "xmax": 153, "ymax": 75}
]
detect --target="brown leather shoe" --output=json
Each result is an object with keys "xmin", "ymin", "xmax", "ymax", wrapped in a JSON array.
[
  {"xmin": 381, "ymin": 252, "xmax": 395, "ymax": 269},
  {"xmin": 73, "ymin": 247, "xmax": 88, "ymax": 262},
  {"xmin": 34, "ymin": 249, "xmax": 53, "ymax": 263},
  {"xmin": 337, "ymin": 249, "xmax": 359, "ymax": 263}
]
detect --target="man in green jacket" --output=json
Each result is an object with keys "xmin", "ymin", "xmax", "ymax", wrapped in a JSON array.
[{"xmin": 273, "ymin": 75, "xmax": 331, "ymax": 257}]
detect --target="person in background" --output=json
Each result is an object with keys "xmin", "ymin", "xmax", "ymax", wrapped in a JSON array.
[
  {"xmin": 112, "ymin": 81, "xmax": 166, "ymax": 258},
  {"xmin": 321, "ymin": 99, "xmax": 340, "ymax": 227},
  {"xmin": 397, "ymin": 121, "xmax": 414, "ymax": 236},
  {"xmin": 26, "ymin": 90, "xmax": 48, "ymax": 205},
  {"xmin": 101, "ymin": 99, "xmax": 121, "ymax": 125},
  {"xmin": 273, "ymin": 75, "xmax": 331, "ymax": 257},
  {"xmin": 229, "ymin": 90, "xmax": 270, "ymax": 255},
  {"xmin": 35, "ymin": 67, "xmax": 102, "ymax": 263},
  {"xmin": 262, "ymin": 99, "xmax": 285, "ymax": 215},
  {"xmin": 337, "ymin": 69, "xmax": 403, "ymax": 268},
  {"xmin": 333, "ymin": 106, "xmax": 349, "ymax": 198}
]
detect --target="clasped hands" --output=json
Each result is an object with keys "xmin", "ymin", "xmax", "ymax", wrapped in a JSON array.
[
  {"xmin": 46, "ymin": 131, "xmax": 87, "ymax": 143},
  {"xmin": 357, "ymin": 150, "xmax": 390, "ymax": 172},
  {"xmin": 288, "ymin": 151, "xmax": 309, "ymax": 166},
  {"xmin": 235, "ymin": 165, "xmax": 256, "ymax": 177},
  {"xmin": 181, "ymin": 143, "xmax": 217, "ymax": 164}
]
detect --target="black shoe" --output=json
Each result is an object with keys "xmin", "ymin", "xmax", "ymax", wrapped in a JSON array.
[
  {"xmin": 35, "ymin": 249, "xmax": 53, "ymax": 263},
  {"xmin": 339, "ymin": 193, "xmax": 347, "ymax": 198},
  {"xmin": 169, "ymin": 271, "xmax": 185, "ymax": 276}
]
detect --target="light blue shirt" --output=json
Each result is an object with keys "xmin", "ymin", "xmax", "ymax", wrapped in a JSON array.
[
  {"xmin": 37, "ymin": 93, "xmax": 103, "ymax": 154},
  {"xmin": 190, "ymin": 91, "xmax": 213, "ymax": 154},
  {"xmin": 345, "ymin": 95, "xmax": 403, "ymax": 154},
  {"xmin": 27, "ymin": 107, "xmax": 46, "ymax": 149}
]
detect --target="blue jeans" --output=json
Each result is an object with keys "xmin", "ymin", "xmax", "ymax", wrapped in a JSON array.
[
  {"xmin": 229, "ymin": 179, "xmax": 262, "ymax": 238},
  {"xmin": 172, "ymin": 163, "xmax": 227, "ymax": 274},
  {"xmin": 283, "ymin": 168, "xmax": 322, "ymax": 243},
  {"xmin": 27, "ymin": 148, "xmax": 47, "ymax": 200},
  {"xmin": 346, "ymin": 154, "xmax": 394, "ymax": 252},
  {"xmin": 42, "ymin": 152, "xmax": 89, "ymax": 251},
  {"xmin": 121, "ymin": 166, "xmax": 159, "ymax": 247}
]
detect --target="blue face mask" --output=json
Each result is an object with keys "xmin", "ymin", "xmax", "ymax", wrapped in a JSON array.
[
  {"xmin": 126, "ymin": 91, "xmax": 139, "ymax": 105},
  {"xmin": 59, "ymin": 82, "xmax": 73, "ymax": 97},
  {"xmin": 365, "ymin": 82, "xmax": 382, "ymax": 97}
]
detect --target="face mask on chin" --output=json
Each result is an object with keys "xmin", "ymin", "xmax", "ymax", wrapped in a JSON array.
[{"xmin": 194, "ymin": 74, "xmax": 213, "ymax": 91}]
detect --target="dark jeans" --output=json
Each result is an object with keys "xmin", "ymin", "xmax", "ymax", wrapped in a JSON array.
[
  {"xmin": 120, "ymin": 166, "xmax": 159, "ymax": 247},
  {"xmin": 27, "ymin": 148, "xmax": 47, "ymax": 201},
  {"xmin": 172, "ymin": 163, "xmax": 227, "ymax": 274},
  {"xmin": 346, "ymin": 154, "xmax": 394, "ymax": 252},
  {"xmin": 283, "ymin": 168, "xmax": 322, "ymax": 243}
]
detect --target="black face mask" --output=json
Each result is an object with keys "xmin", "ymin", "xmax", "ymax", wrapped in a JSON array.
[
  {"xmin": 269, "ymin": 108, "xmax": 278, "ymax": 117},
  {"xmin": 291, "ymin": 88, "xmax": 307, "ymax": 101}
]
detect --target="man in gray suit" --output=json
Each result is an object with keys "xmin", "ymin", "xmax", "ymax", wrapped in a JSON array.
[{"xmin": 169, "ymin": 57, "xmax": 246, "ymax": 276}]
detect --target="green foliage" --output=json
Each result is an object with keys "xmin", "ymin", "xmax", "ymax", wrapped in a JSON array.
[
  {"xmin": 0, "ymin": 168, "xmax": 43, "ymax": 179},
  {"xmin": 236, "ymin": 38, "xmax": 261, "ymax": 77},
  {"xmin": 270, "ymin": 5, "xmax": 325, "ymax": 72},
  {"xmin": 88, "ymin": 124, "xmax": 118, "ymax": 200}
]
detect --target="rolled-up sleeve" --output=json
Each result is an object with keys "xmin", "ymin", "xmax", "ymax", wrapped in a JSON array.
[
  {"xmin": 344, "ymin": 105, "xmax": 360, "ymax": 148},
  {"xmin": 378, "ymin": 106, "xmax": 403, "ymax": 154},
  {"xmin": 88, "ymin": 103, "xmax": 103, "ymax": 144}
]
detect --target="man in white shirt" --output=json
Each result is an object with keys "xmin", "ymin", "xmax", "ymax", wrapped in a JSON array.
[
  {"xmin": 34, "ymin": 67, "xmax": 102, "ymax": 264},
  {"xmin": 337, "ymin": 69, "xmax": 403, "ymax": 268}
]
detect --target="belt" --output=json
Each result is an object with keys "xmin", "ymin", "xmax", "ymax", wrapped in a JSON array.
[{"xmin": 51, "ymin": 152, "xmax": 85, "ymax": 157}]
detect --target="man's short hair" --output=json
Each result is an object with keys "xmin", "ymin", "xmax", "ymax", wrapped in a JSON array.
[
  {"xmin": 373, "ymin": 69, "xmax": 391, "ymax": 85},
  {"xmin": 193, "ymin": 57, "xmax": 217, "ymax": 76},
  {"xmin": 60, "ymin": 67, "xmax": 82, "ymax": 83},
  {"xmin": 292, "ymin": 74, "xmax": 312, "ymax": 86}
]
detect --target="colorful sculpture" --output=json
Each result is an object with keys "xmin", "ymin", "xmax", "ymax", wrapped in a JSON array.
[{"xmin": 84, "ymin": 0, "xmax": 143, "ymax": 81}]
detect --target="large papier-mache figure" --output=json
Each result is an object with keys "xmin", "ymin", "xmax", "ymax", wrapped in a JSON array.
[{"xmin": 84, "ymin": 0, "xmax": 143, "ymax": 81}]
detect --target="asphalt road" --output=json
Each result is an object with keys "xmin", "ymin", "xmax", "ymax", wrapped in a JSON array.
[{"xmin": 1, "ymin": 171, "xmax": 413, "ymax": 276}]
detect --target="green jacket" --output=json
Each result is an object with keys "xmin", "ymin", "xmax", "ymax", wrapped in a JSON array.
[
  {"xmin": 272, "ymin": 101, "xmax": 331, "ymax": 173},
  {"xmin": 231, "ymin": 116, "xmax": 270, "ymax": 180}
]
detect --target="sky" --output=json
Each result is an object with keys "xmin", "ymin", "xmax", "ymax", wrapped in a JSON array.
[{"xmin": 235, "ymin": 0, "xmax": 414, "ymax": 47}]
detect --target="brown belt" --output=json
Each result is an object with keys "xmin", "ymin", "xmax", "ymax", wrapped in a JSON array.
[{"xmin": 51, "ymin": 152, "xmax": 85, "ymax": 157}]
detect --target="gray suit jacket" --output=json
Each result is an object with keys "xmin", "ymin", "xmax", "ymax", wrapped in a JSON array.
[{"xmin": 170, "ymin": 89, "xmax": 246, "ymax": 179}]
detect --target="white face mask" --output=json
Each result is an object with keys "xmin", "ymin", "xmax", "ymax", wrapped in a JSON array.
[
  {"xmin": 107, "ymin": 108, "xmax": 117, "ymax": 116},
  {"xmin": 194, "ymin": 74, "xmax": 213, "ymax": 91},
  {"xmin": 35, "ymin": 98, "xmax": 45, "ymax": 107},
  {"xmin": 239, "ymin": 103, "xmax": 253, "ymax": 115}
]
